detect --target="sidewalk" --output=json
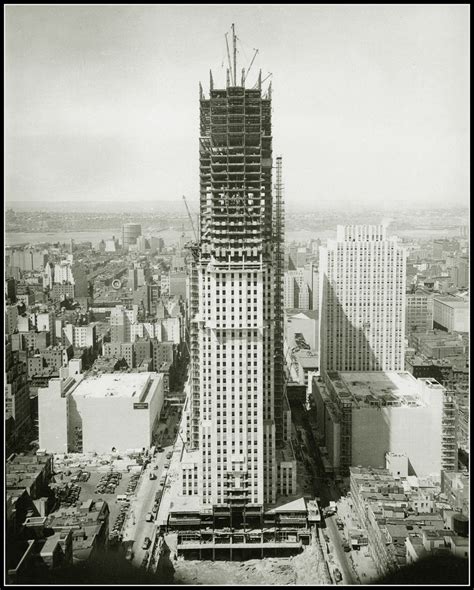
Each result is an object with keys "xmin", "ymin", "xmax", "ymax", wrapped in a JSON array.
[
  {"xmin": 317, "ymin": 527, "xmax": 337, "ymax": 584},
  {"xmin": 336, "ymin": 496, "xmax": 379, "ymax": 583},
  {"xmin": 156, "ymin": 430, "xmax": 184, "ymax": 527},
  {"xmin": 122, "ymin": 465, "xmax": 147, "ymax": 544}
]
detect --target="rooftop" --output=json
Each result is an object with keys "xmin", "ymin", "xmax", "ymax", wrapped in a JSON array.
[
  {"xmin": 41, "ymin": 534, "xmax": 62, "ymax": 555},
  {"xmin": 328, "ymin": 371, "xmax": 424, "ymax": 408},
  {"xmin": 267, "ymin": 497, "xmax": 307, "ymax": 514},
  {"xmin": 276, "ymin": 441, "xmax": 296, "ymax": 463},
  {"xmin": 286, "ymin": 309, "xmax": 318, "ymax": 321},
  {"xmin": 294, "ymin": 349, "xmax": 319, "ymax": 368},
  {"xmin": 71, "ymin": 372, "xmax": 161, "ymax": 400},
  {"xmin": 433, "ymin": 295, "xmax": 469, "ymax": 308},
  {"xmin": 450, "ymin": 536, "xmax": 469, "ymax": 547},
  {"xmin": 168, "ymin": 494, "xmax": 201, "ymax": 514}
]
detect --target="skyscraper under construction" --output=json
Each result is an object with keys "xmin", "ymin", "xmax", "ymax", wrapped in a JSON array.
[{"xmin": 185, "ymin": 28, "xmax": 296, "ymax": 511}]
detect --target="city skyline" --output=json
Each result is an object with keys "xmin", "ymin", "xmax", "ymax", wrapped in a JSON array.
[{"xmin": 5, "ymin": 4, "xmax": 470, "ymax": 210}]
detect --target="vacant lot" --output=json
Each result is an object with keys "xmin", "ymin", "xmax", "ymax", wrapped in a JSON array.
[{"xmin": 172, "ymin": 543, "xmax": 331, "ymax": 585}]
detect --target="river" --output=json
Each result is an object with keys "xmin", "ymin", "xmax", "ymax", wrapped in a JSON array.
[
  {"xmin": 5, "ymin": 228, "xmax": 187, "ymax": 248},
  {"xmin": 5, "ymin": 226, "xmax": 463, "ymax": 248}
]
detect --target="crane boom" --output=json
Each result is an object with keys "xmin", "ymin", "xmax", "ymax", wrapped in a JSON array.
[
  {"xmin": 232, "ymin": 23, "xmax": 237, "ymax": 86},
  {"xmin": 244, "ymin": 48, "xmax": 258, "ymax": 84},
  {"xmin": 225, "ymin": 33, "xmax": 233, "ymax": 86},
  {"xmin": 182, "ymin": 195, "xmax": 198, "ymax": 241}
]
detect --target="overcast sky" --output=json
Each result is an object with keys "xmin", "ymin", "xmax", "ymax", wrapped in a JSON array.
[{"xmin": 5, "ymin": 4, "xmax": 470, "ymax": 210}]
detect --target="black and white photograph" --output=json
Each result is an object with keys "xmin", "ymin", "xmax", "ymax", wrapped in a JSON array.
[{"xmin": 4, "ymin": 3, "xmax": 470, "ymax": 586}]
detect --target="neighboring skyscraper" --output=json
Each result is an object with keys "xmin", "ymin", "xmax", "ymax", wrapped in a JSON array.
[
  {"xmin": 54, "ymin": 260, "xmax": 74, "ymax": 284},
  {"xmin": 187, "ymin": 56, "xmax": 292, "ymax": 508},
  {"xmin": 284, "ymin": 263, "xmax": 319, "ymax": 311},
  {"xmin": 5, "ymin": 304, "xmax": 19, "ymax": 335},
  {"xmin": 5, "ymin": 339, "xmax": 31, "ymax": 443},
  {"xmin": 42, "ymin": 262, "xmax": 54, "ymax": 290},
  {"xmin": 109, "ymin": 305, "xmax": 138, "ymax": 342},
  {"xmin": 405, "ymin": 287, "xmax": 434, "ymax": 334},
  {"xmin": 5, "ymin": 277, "xmax": 17, "ymax": 304},
  {"xmin": 122, "ymin": 223, "xmax": 142, "ymax": 250},
  {"xmin": 284, "ymin": 270, "xmax": 300, "ymax": 309},
  {"xmin": 319, "ymin": 225, "xmax": 406, "ymax": 376},
  {"xmin": 128, "ymin": 267, "xmax": 138, "ymax": 291}
]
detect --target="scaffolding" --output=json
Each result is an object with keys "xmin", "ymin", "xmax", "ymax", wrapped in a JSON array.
[
  {"xmin": 170, "ymin": 503, "xmax": 310, "ymax": 560},
  {"xmin": 274, "ymin": 156, "xmax": 285, "ymax": 448},
  {"xmin": 199, "ymin": 85, "xmax": 273, "ymax": 259},
  {"xmin": 441, "ymin": 392, "xmax": 457, "ymax": 471},
  {"xmin": 187, "ymin": 244, "xmax": 201, "ymax": 450}
]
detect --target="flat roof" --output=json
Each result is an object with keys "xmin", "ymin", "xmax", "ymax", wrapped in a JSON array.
[
  {"xmin": 181, "ymin": 449, "xmax": 200, "ymax": 469},
  {"xmin": 168, "ymin": 494, "xmax": 201, "ymax": 514},
  {"xmin": 286, "ymin": 309, "xmax": 318, "ymax": 320},
  {"xmin": 328, "ymin": 371, "xmax": 426, "ymax": 408},
  {"xmin": 276, "ymin": 442, "xmax": 296, "ymax": 463},
  {"xmin": 434, "ymin": 296, "xmax": 469, "ymax": 308},
  {"xmin": 294, "ymin": 350, "xmax": 319, "ymax": 368},
  {"xmin": 267, "ymin": 497, "xmax": 308, "ymax": 514},
  {"xmin": 71, "ymin": 372, "xmax": 160, "ymax": 400}
]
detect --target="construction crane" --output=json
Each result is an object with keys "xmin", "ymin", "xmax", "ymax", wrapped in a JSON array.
[
  {"xmin": 225, "ymin": 32, "xmax": 233, "ymax": 85},
  {"xmin": 243, "ymin": 48, "xmax": 259, "ymax": 84},
  {"xmin": 182, "ymin": 195, "xmax": 198, "ymax": 241},
  {"xmin": 232, "ymin": 23, "xmax": 237, "ymax": 86}
]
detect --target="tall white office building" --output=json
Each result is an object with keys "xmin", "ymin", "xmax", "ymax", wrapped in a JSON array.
[
  {"xmin": 319, "ymin": 225, "xmax": 406, "ymax": 376},
  {"xmin": 185, "ymin": 63, "xmax": 294, "ymax": 511}
]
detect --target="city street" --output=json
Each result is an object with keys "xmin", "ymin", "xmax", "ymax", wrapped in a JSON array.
[
  {"xmin": 325, "ymin": 515, "xmax": 357, "ymax": 584},
  {"xmin": 336, "ymin": 496, "xmax": 379, "ymax": 583},
  {"xmin": 123, "ymin": 446, "xmax": 172, "ymax": 567},
  {"xmin": 288, "ymin": 398, "xmax": 360, "ymax": 584},
  {"xmin": 288, "ymin": 399, "xmax": 340, "ymax": 506}
]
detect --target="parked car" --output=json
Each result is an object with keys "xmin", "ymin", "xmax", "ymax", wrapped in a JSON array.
[
  {"xmin": 145, "ymin": 512, "xmax": 153, "ymax": 522},
  {"xmin": 334, "ymin": 568, "xmax": 342, "ymax": 582},
  {"xmin": 149, "ymin": 473, "xmax": 157, "ymax": 480},
  {"xmin": 324, "ymin": 508, "xmax": 336, "ymax": 517},
  {"xmin": 142, "ymin": 537, "xmax": 151, "ymax": 550}
]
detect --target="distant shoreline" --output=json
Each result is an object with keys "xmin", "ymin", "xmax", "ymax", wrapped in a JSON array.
[{"xmin": 5, "ymin": 226, "xmax": 464, "ymax": 248}]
